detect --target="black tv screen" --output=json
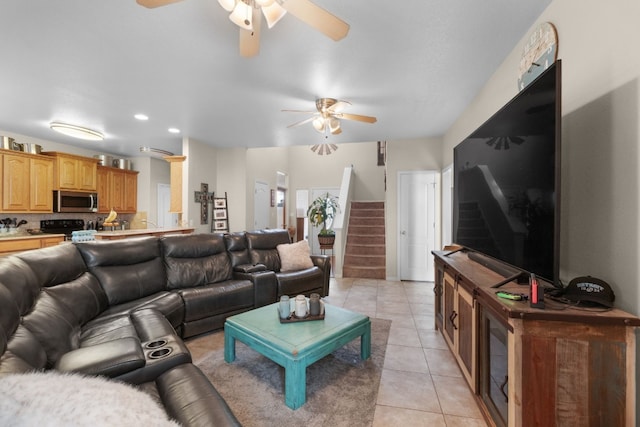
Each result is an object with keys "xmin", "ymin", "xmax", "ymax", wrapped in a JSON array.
[{"xmin": 453, "ymin": 60, "xmax": 561, "ymax": 284}]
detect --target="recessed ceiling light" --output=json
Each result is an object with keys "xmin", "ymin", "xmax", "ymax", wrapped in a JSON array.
[
  {"xmin": 49, "ymin": 122, "xmax": 104, "ymax": 141},
  {"xmin": 134, "ymin": 114, "xmax": 149, "ymax": 121},
  {"xmin": 168, "ymin": 128, "xmax": 180, "ymax": 134}
]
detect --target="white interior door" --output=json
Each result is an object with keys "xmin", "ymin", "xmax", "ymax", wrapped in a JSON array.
[
  {"xmin": 398, "ymin": 171, "xmax": 438, "ymax": 281},
  {"xmin": 254, "ymin": 180, "xmax": 270, "ymax": 229},
  {"xmin": 157, "ymin": 183, "xmax": 177, "ymax": 228}
]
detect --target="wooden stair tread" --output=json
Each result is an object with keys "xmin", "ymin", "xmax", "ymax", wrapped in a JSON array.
[{"xmin": 343, "ymin": 201, "xmax": 386, "ymax": 279}]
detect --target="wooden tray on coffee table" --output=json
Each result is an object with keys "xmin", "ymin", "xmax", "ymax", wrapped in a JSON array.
[{"xmin": 278, "ymin": 310, "xmax": 325, "ymax": 323}]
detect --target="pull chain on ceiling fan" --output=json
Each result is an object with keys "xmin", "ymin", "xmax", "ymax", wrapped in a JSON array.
[{"xmin": 136, "ymin": 0, "xmax": 350, "ymax": 57}]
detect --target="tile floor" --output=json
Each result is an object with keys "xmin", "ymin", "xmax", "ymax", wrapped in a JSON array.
[{"xmin": 186, "ymin": 277, "xmax": 487, "ymax": 427}]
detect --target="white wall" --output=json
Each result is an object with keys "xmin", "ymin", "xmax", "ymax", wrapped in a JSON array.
[
  {"xmin": 443, "ymin": 0, "xmax": 640, "ymax": 416},
  {"xmin": 182, "ymin": 137, "xmax": 218, "ymax": 233},
  {"xmin": 216, "ymin": 147, "xmax": 247, "ymax": 232}
]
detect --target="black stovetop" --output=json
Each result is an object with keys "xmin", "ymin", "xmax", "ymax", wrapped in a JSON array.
[{"xmin": 40, "ymin": 219, "xmax": 85, "ymax": 235}]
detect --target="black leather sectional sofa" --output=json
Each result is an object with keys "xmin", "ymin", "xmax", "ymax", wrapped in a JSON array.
[{"xmin": 0, "ymin": 229, "xmax": 330, "ymax": 426}]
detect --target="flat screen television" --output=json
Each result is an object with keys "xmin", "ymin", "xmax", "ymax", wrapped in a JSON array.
[{"xmin": 453, "ymin": 60, "xmax": 561, "ymax": 285}]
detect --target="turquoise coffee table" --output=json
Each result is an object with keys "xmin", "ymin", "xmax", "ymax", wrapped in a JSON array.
[{"xmin": 224, "ymin": 302, "xmax": 371, "ymax": 409}]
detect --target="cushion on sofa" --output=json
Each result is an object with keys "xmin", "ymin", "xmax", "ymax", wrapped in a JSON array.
[
  {"xmin": 179, "ymin": 280, "xmax": 254, "ymax": 322},
  {"xmin": 162, "ymin": 234, "xmax": 233, "ymax": 289},
  {"xmin": 246, "ymin": 230, "xmax": 291, "ymax": 271},
  {"xmin": 277, "ymin": 240, "xmax": 314, "ymax": 271},
  {"xmin": 76, "ymin": 238, "xmax": 167, "ymax": 306},
  {"xmin": 0, "ymin": 257, "xmax": 43, "ymax": 315},
  {"xmin": 16, "ymin": 243, "xmax": 88, "ymax": 289},
  {"xmin": 223, "ymin": 232, "xmax": 250, "ymax": 268}
]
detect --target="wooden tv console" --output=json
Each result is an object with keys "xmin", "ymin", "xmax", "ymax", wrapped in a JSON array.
[{"xmin": 433, "ymin": 250, "xmax": 639, "ymax": 427}]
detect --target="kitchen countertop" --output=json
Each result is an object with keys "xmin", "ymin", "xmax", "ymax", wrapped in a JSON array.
[{"xmin": 94, "ymin": 227, "xmax": 195, "ymax": 239}]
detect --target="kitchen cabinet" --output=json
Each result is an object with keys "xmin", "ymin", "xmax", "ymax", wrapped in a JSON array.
[
  {"xmin": 0, "ymin": 234, "xmax": 65, "ymax": 255},
  {"xmin": 434, "ymin": 250, "xmax": 640, "ymax": 427},
  {"xmin": 96, "ymin": 166, "xmax": 110, "ymax": 212},
  {"xmin": 30, "ymin": 157, "xmax": 54, "ymax": 211},
  {"xmin": 97, "ymin": 166, "xmax": 138, "ymax": 213},
  {"xmin": 1, "ymin": 150, "xmax": 54, "ymax": 212},
  {"xmin": 43, "ymin": 152, "xmax": 98, "ymax": 191}
]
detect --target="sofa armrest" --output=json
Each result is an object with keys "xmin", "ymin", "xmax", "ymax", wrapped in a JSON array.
[
  {"xmin": 233, "ymin": 270, "xmax": 278, "ymax": 308},
  {"xmin": 233, "ymin": 263, "xmax": 267, "ymax": 273},
  {"xmin": 55, "ymin": 337, "xmax": 145, "ymax": 377},
  {"xmin": 310, "ymin": 255, "xmax": 331, "ymax": 296}
]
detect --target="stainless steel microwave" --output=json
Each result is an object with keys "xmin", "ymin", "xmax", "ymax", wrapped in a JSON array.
[{"xmin": 53, "ymin": 190, "xmax": 98, "ymax": 213}]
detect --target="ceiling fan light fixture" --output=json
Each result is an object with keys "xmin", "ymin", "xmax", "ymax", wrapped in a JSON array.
[
  {"xmin": 229, "ymin": 1, "xmax": 253, "ymax": 30},
  {"xmin": 312, "ymin": 117, "xmax": 325, "ymax": 132},
  {"xmin": 218, "ymin": 0, "xmax": 236, "ymax": 12},
  {"xmin": 254, "ymin": 0, "xmax": 274, "ymax": 6},
  {"xmin": 49, "ymin": 122, "xmax": 104, "ymax": 141},
  {"xmin": 261, "ymin": 2, "xmax": 287, "ymax": 28},
  {"xmin": 328, "ymin": 117, "xmax": 341, "ymax": 133}
]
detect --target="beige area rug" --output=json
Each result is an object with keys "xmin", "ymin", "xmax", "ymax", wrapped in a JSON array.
[{"xmin": 196, "ymin": 318, "xmax": 391, "ymax": 427}]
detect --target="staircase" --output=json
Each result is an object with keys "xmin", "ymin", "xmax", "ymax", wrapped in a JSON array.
[{"xmin": 342, "ymin": 201, "xmax": 386, "ymax": 279}]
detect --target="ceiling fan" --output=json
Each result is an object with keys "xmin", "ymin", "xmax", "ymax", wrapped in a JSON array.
[
  {"xmin": 136, "ymin": 0, "xmax": 350, "ymax": 57},
  {"xmin": 283, "ymin": 98, "xmax": 377, "ymax": 136}
]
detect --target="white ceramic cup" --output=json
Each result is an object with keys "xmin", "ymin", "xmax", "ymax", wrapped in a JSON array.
[{"xmin": 294, "ymin": 295, "xmax": 308, "ymax": 318}]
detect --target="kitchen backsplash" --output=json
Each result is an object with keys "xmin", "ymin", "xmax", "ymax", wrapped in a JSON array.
[{"xmin": 9, "ymin": 212, "xmax": 136, "ymax": 231}]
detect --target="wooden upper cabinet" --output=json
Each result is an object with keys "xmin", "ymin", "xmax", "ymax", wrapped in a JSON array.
[
  {"xmin": 43, "ymin": 152, "xmax": 98, "ymax": 191},
  {"xmin": 2, "ymin": 153, "xmax": 30, "ymax": 211},
  {"xmin": 110, "ymin": 170, "xmax": 125, "ymax": 211},
  {"xmin": 96, "ymin": 166, "xmax": 111, "ymax": 212},
  {"xmin": 123, "ymin": 170, "xmax": 137, "ymax": 212},
  {"xmin": 78, "ymin": 157, "xmax": 97, "ymax": 190},
  {"xmin": 96, "ymin": 166, "xmax": 138, "ymax": 213},
  {"xmin": 30, "ymin": 157, "xmax": 54, "ymax": 211},
  {"xmin": 1, "ymin": 150, "xmax": 54, "ymax": 212}
]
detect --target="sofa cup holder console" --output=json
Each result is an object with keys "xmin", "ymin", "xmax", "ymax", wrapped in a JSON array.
[
  {"xmin": 142, "ymin": 337, "xmax": 181, "ymax": 362},
  {"xmin": 148, "ymin": 347, "xmax": 173, "ymax": 359},
  {"xmin": 145, "ymin": 339, "xmax": 168, "ymax": 349}
]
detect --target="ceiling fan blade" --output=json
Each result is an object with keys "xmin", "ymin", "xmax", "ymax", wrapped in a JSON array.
[
  {"xmin": 287, "ymin": 116, "xmax": 316, "ymax": 128},
  {"xmin": 281, "ymin": 109, "xmax": 317, "ymax": 113},
  {"xmin": 279, "ymin": 0, "xmax": 350, "ymax": 41},
  {"xmin": 136, "ymin": 0, "xmax": 184, "ymax": 8},
  {"xmin": 327, "ymin": 100, "xmax": 351, "ymax": 113},
  {"xmin": 240, "ymin": 6, "xmax": 262, "ymax": 57},
  {"xmin": 338, "ymin": 113, "xmax": 377, "ymax": 123}
]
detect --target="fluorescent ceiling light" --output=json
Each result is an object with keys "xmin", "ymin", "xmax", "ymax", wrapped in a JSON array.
[
  {"xmin": 49, "ymin": 122, "xmax": 104, "ymax": 141},
  {"xmin": 140, "ymin": 146, "xmax": 174, "ymax": 157},
  {"xmin": 134, "ymin": 113, "xmax": 149, "ymax": 121},
  {"xmin": 168, "ymin": 127, "xmax": 180, "ymax": 134}
]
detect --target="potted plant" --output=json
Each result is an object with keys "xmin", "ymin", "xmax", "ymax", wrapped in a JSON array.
[{"xmin": 307, "ymin": 192, "xmax": 340, "ymax": 246}]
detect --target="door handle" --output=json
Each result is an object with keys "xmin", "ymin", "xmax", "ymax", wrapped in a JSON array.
[
  {"xmin": 400, "ymin": 230, "xmax": 406, "ymax": 235},
  {"xmin": 449, "ymin": 311, "xmax": 458, "ymax": 330}
]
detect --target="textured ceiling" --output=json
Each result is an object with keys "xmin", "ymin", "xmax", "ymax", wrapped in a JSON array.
[{"xmin": 0, "ymin": 0, "xmax": 550, "ymax": 157}]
